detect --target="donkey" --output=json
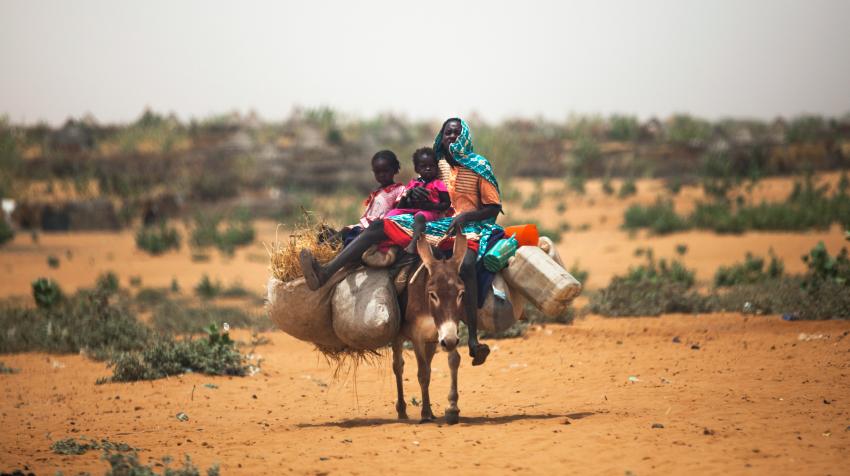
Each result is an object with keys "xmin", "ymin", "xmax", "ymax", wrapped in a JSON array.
[{"xmin": 392, "ymin": 231, "xmax": 468, "ymax": 425}]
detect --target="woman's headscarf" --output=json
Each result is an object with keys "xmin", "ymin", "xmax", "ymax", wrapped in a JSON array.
[{"xmin": 434, "ymin": 118, "xmax": 500, "ymax": 195}]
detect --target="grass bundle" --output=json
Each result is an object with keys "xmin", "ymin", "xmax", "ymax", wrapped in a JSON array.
[{"xmin": 265, "ymin": 211, "xmax": 341, "ymax": 282}]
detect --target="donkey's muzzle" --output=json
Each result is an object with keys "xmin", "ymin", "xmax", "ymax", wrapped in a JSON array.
[{"xmin": 440, "ymin": 336, "xmax": 459, "ymax": 352}]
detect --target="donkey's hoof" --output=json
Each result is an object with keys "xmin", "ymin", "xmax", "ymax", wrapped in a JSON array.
[
  {"xmin": 470, "ymin": 343, "xmax": 490, "ymax": 366},
  {"xmin": 397, "ymin": 412, "xmax": 409, "ymax": 420},
  {"xmin": 419, "ymin": 413, "xmax": 436, "ymax": 424},
  {"xmin": 445, "ymin": 408, "xmax": 460, "ymax": 425}
]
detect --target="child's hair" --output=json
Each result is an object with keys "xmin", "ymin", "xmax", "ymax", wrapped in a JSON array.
[
  {"xmin": 412, "ymin": 147, "xmax": 437, "ymax": 167},
  {"xmin": 371, "ymin": 150, "xmax": 400, "ymax": 173}
]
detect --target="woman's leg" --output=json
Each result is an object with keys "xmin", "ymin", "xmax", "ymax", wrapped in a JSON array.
[
  {"xmin": 460, "ymin": 248, "xmax": 490, "ymax": 366},
  {"xmin": 300, "ymin": 219, "xmax": 387, "ymax": 290}
]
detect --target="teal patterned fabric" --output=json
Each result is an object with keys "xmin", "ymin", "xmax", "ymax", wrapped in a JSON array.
[
  {"xmin": 387, "ymin": 118, "xmax": 503, "ymax": 259},
  {"xmin": 433, "ymin": 118, "xmax": 500, "ymax": 193}
]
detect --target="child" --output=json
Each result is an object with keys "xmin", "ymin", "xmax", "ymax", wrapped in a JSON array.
[
  {"xmin": 386, "ymin": 147, "xmax": 452, "ymax": 253},
  {"xmin": 341, "ymin": 150, "xmax": 406, "ymax": 246}
]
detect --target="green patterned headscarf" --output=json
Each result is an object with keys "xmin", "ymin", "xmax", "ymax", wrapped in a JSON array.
[{"xmin": 434, "ymin": 118, "xmax": 500, "ymax": 195}]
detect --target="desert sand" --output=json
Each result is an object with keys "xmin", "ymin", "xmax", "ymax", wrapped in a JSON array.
[{"xmin": 1, "ymin": 175, "xmax": 849, "ymax": 475}]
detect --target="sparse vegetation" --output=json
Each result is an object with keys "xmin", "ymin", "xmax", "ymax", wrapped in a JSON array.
[
  {"xmin": 622, "ymin": 199, "xmax": 689, "ymax": 235},
  {"xmin": 136, "ymin": 222, "xmax": 181, "ymax": 255},
  {"xmin": 590, "ymin": 248, "xmax": 708, "ymax": 316},
  {"xmin": 714, "ymin": 252, "xmax": 784, "ymax": 287},
  {"xmin": 618, "ymin": 178, "xmax": 637, "ymax": 198},
  {"xmin": 108, "ymin": 323, "xmax": 248, "ymax": 382},
  {"xmin": 190, "ymin": 209, "xmax": 256, "ymax": 255},
  {"xmin": 0, "ymin": 219, "xmax": 13, "ymax": 247},
  {"xmin": 51, "ymin": 437, "xmax": 137, "ymax": 455},
  {"xmin": 194, "ymin": 274, "xmax": 221, "ymax": 300},
  {"xmin": 104, "ymin": 450, "xmax": 220, "ymax": 476}
]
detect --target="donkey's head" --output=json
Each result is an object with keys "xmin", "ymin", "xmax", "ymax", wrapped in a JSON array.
[{"xmin": 417, "ymin": 232, "xmax": 467, "ymax": 352}]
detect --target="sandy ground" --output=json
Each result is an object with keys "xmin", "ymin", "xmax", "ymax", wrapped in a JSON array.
[
  {"xmin": 1, "ymin": 174, "xmax": 849, "ymax": 474},
  {"xmin": 2, "ymin": 316, "xmax": 849, "ymax": 475}
]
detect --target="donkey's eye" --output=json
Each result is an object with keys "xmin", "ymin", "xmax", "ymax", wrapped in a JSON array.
[
  {"xmin": 457, "ymin": 290, "xmax": 465, "ymax": 304},
  {"xmin": 429, "ymin": 292, "xmax": 439, "ymax": 303}
]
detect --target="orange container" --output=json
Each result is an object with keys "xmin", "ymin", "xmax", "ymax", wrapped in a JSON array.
[{"xmin": 502, "ymin": 223, "xmax": 540, "ymax": 247}]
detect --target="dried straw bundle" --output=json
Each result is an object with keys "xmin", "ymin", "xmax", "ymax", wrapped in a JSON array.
[
  {"xmin": 315, "ymin": 344, "xmax": 386, "ymax": 380},
  {"xmin": 265, "ymin": 212, "xmax": 341, "ymax": 282}
]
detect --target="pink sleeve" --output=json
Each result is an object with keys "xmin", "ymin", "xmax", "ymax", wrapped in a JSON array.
[{"xmin": 432, "ymin": 179, "xmax": 448, "ymax": 193}]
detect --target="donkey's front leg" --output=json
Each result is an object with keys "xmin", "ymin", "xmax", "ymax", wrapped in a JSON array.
[
  {"xmin": 392, "ymin": 337, "xmax": 408, "ymax": 420},
  {"xmin": 445, "ymin": 349, "xmax": 461, "ymax": 425},
  {"xmin": 416, "ymin": 341, "xmax": 437, "ymax": 423}
]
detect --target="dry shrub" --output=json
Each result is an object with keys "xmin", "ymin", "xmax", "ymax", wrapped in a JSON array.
[{"xmin": 265, "ymin": 212, "xmax": 341, "ymax": 282}]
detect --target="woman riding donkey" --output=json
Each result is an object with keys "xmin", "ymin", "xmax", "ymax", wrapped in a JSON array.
[{"xmin": 300, "ymin": 118, "xmax": 503, "ymax": 366}]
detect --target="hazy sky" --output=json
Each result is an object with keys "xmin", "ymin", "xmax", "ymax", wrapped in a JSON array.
[{"xmin": 2, "ymin": 0, "xmax": 849, "ymax": 125}]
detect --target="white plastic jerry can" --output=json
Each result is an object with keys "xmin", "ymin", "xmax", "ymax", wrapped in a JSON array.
[{"xmin": 502, "ymin": 246, "xmax": 582, "ymax": 317}]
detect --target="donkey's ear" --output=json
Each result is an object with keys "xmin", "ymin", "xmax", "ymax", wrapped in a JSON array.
[
  {"xmin": 415, "ymin": 235, "xmax": 435, "ymax": 269},
  {"xmin": 451, "ymin": 231, "xmax": 467, "ymax": 272}
]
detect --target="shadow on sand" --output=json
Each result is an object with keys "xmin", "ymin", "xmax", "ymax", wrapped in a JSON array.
[{"xmin": 296, "ymin": 411, "xmax": 595, "ymax": 429}]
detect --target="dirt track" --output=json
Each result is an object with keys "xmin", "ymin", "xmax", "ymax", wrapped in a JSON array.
[{"xmin": 2, "ymin": 315, "xmax": 849, "ymax": 475}]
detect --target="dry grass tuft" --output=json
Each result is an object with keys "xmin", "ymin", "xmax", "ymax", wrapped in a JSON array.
[
  {"xmin": 264, "ymin": 211, "xmax": 341, "ymax": 282},
  {"xmin": 315, "ymin": 344, "xmax": 387, "ymax": 380}
]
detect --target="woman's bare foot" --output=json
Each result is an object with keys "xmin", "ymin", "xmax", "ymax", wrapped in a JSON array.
[{"xmin": 299, "ymin": 250, "xmax": 325, "ymax": 290}]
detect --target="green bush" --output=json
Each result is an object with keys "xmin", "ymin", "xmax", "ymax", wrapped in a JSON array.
[
  {"xmin": 109, "ymin": 324, "xmax": 248, "ymax": 382},
  {"xmin": 194, "ymin": 274, "xmax": 220, "ymax": 300},
  {"xmin": 589, "ymin": 250, "xmax": 706, "ymax": 316},
  {"xmin": 4, "ymin": 284, "xmax": 149, "ymax": 359},
  {"xmin": 32, "ymin": 277, "xmax": 63, "ymax": 309},
  {"xmin": 150, "ymin": 300, "xmax": 265, "ymax": 335},
  {"xmin": 136, "ymin": 223, "xmax": 181, "ymax": 255},
  {"xmin": 51, "ymin": 437, "xmax": 136, "ymax": 455},
  {"xmin": 47, "ymin": 255, "xmax": 60, "ymax": 268},
  {"xmin": 714, "ymin": 252, "xmax": 784, "ymax": 287},
  {"xmin": 104, "ymin": 450, "xmax": 220, "ymax": 476},
  {"xmin": 618, "ymin": 178, "xmax": 637, "ymax": 198},
  {"xmin": 601, "ymin": 176, "xmax": 615, "ymax": 195},
  {"xmin": 96, "ymin": 271, "xmax": 120, "ymax": 294},
  {"xmin": 0, "ymin": 219, "xmax": 13, "ymax": 247},
  {"xmin": 801, "ymin": 241, "xmax": 850, "ymax": 290},
  {"xmin": 608, "ymin": 115, "xmax": 640, "ymax": 142},
  {"xmin": 190, "ymin": 209, "xmax": 256, "ymax": 255},
  {"xmin": 622, "ymin": 199, "xmax": 689, "ymax": 235}
]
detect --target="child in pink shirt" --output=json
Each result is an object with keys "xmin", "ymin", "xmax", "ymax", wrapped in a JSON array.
[{"xmin": 385, "ymin": 147, "xmax": 452, "ymax": 253}]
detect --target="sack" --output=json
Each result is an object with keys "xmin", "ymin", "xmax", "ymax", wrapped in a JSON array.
[
  {"xmin": 331, "ymin": 268, "xmax": 400, "ymax": 350},
  {"xmin": 266, "ymin": 275, "xmax": 347, "ymax": 350},
  {"xmin": 362, "ymin": 244, "xmax": 398, "ymax": 268},
  {"xmin": 478, "ymin": 273, "xmax": 526, "ymax": 333}
]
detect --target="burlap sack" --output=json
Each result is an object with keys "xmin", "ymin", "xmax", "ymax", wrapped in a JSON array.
[
  {"xmin": 331, "ymin": 268, "xmax": 400, "ymax": 350},
  {"xmin": 266, "ymin": 274, "xmax": 348, "ymax": 350},
  {"xmin": 478, "ymin": 273, "xmax": 526, "ymax": 333},
  {"xmin": 361, "ymin": 244, "xmax": 399, "ymax": 268}
]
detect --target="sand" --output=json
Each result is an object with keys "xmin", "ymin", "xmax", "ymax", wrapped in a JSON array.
[
  {"xmin": 1, "ymin": 316, "xmax": 849, "ymax": 475},
  {"xmin": 1, "ymin": 174, "xmax": 849, "ymax": 474}
]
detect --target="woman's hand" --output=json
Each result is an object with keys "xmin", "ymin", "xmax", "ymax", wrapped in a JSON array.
[{"xmin": 446, "ymin": 213, "xmax": 469, "ymax": 236}]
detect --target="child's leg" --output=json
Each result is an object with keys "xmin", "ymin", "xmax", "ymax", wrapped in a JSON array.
[{"xmin": 404, "ymin": 213, "xmax": 427, "ymax": 254}]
